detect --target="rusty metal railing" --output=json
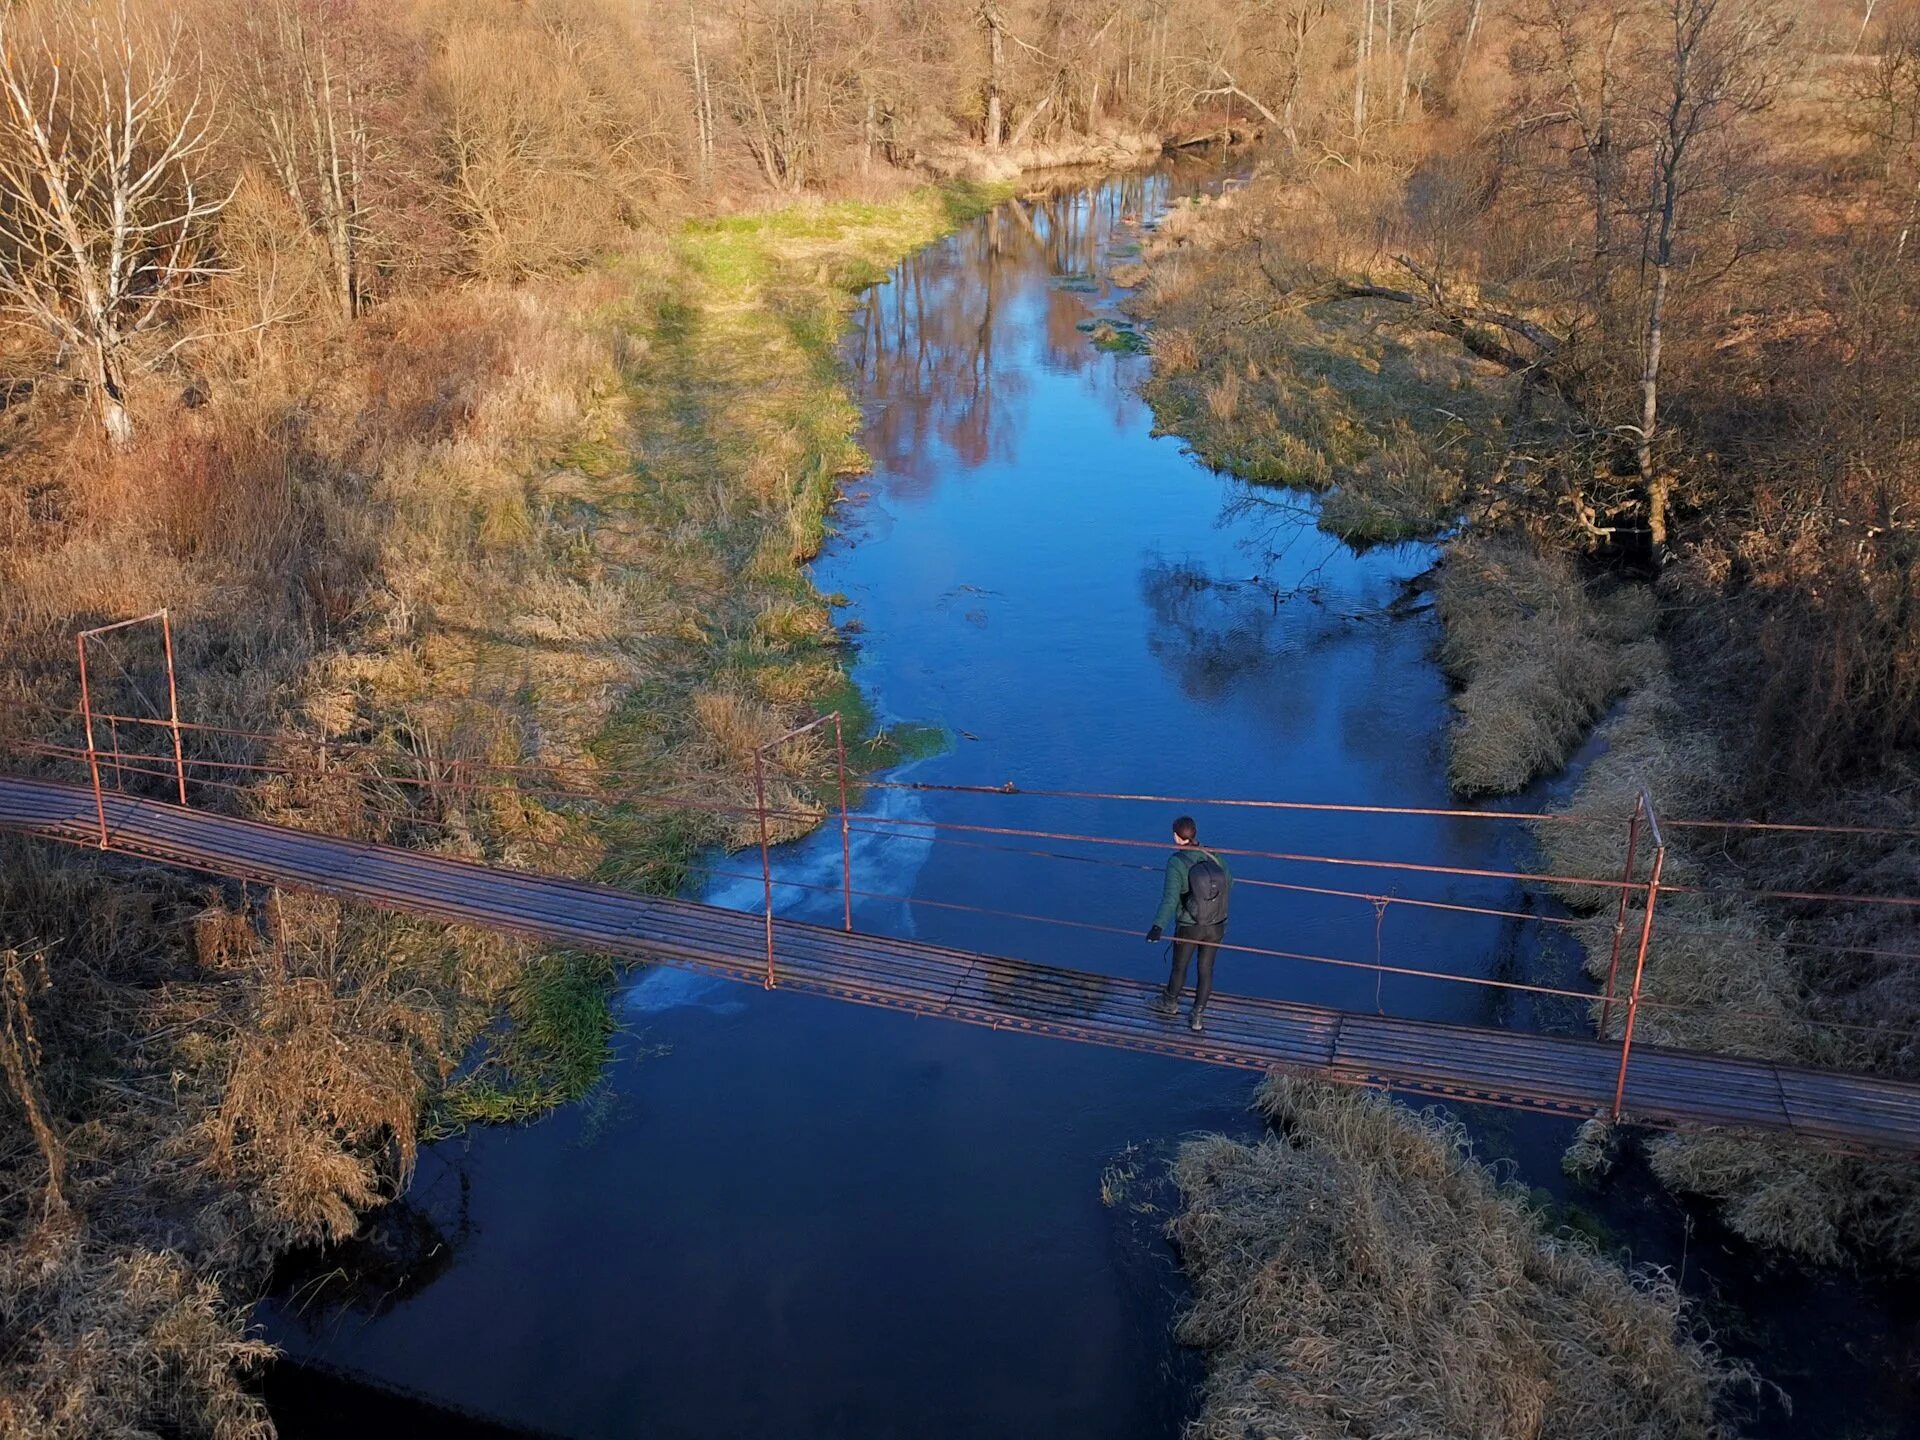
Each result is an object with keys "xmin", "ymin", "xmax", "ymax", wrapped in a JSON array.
[
  {"xmin": 752, "ymin": 710, "xmax": 853, "ymax": 988},
  {"xmin": 12, "ymin": 612, "xmax": 1920, "ymax": 1121},
  {"xmin": 1611, "ymin": 792, "xmax": 1667, "ymax": 1121},
  {"xmin": 75, "ymin": 610, "xmax": 186, "ymax": 847}
]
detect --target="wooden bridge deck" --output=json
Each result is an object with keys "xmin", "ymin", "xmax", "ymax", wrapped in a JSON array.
[{"xmin": 5, "ymin": 775, "xmax": 1919, "ymax": 1150}]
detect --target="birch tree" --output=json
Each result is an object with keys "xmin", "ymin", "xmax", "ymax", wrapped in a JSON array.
[
  {"xmin": 0, "ymin": 4, "xmax": 227, "ymax": 446},
  {"xmin": 230, "ymin": 0, "xmax": 369, "ymax": 322},
  {"xmin": 1633, "ymin": 0, "xmax": 1789, "ymax": 551}
]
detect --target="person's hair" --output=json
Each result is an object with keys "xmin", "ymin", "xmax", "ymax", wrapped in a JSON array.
[{"xmin": 1172, "ymin": 815, "xmax": 1197, "ymax": 843}]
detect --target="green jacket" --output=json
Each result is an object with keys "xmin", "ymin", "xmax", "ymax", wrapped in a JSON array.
[{"xmin": 1151, "ymin": 846, "xmax": 1232, "ymax": 931}]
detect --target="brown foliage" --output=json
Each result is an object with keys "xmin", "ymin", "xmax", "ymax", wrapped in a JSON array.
[
  {"xmin": 1172, "ymin": 1078, "xmax": 1747, "ymax": 1440},
  {"xmin": 1437, "ymin": 539, "xmax": 1658, "ymax": 795}
]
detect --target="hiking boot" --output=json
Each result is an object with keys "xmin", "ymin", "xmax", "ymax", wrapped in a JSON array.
[
  {"xmin": 1188, "ymin": 1006, "xmax": 1206, "ymax": 1034},
  {"xmin": 1149, "ymin": 994, "xmax": 1179, "ymax": 1019}
]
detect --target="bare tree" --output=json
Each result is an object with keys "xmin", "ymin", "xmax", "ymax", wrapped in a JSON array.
[
  {"xmin": 1632, "ymin": 0, "xmax": 1790, "ymax": 551},
  {"xmin": 1510, "ymin": 0, "xmax": 1643, "ymax": 275},
  {"xmin": 1848, "ymin": 9, "xmax": 1920, "ymax": 257},
  {"xmin": 1157, "ymin": 0, "xmax": 1337, "ymax": 147},
  {"xmin": 230, "ymin": 0, "xmax": 369, "ymax": 322},
  {"xmin": 980, "ymin": 0, "xmax": 1008, "ymax": 146},
  {"xmin": 436, "ymin": 5, "xmax": 681, "ymax": 276},
  {"xmin": 1353, "ymin": 0, "xmax": 1375, "ymax": 136},
  {"xmin": 690, "ymin": 2, "xmax": 719, "ymax": 181},
  {"xmin": 718, "ymin": 0, "xmax": 854, "ymax": 191},
  {"xmin": 1394, "ymin": 0, "xmax": 1452, "ymax": 120},
  {"xmin": 0, "ymin": 4, "xmax": 227, "ymax": 446},
  {"xmin": 1276, "ymin": 2, "xmax": 1332, "ymax": 146}
]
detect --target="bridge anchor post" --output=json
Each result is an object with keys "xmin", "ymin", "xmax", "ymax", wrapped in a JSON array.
[
  {"xmin": 755, "ymin": 748, "xmax": 776, "ymax": 988},
  {"xmin": 1611, "ymin": 792, "xmax": 1666, "ymax": 1122},
  {"xmin": 76, "ymin": 632, "xmax": 107, "ymax": 849},
  {"xmin": 1597, "ymin": 796, "xmax": 1644, "ymax": 1039},
  {"xmin": 160, "ymin": 608, "xmax": 187, "ymax": 806},
  {"xmin": 835, "ymin": 712, "xmax": 852, "ymax": 933}
]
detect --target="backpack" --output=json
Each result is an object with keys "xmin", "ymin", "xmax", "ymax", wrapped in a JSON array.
[{"xmin": 1183, "ymin": 852, "xmax": 1229, "ymax": 926}]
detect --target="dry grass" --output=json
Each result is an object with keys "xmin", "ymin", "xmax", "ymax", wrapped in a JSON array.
[
  {"xmin": 1132, "ymin": 177, "xmax": 1520, "ymax": 542},
  {"xmin": 1437, "ymin": 538, "xmax": 1658, "ymax": 796},
  {"xmin": 1535, "ymin": 663, "xmax": 1920, "ymax": 1266},
  {"xmin": 1533, "ymin": 674, "xmax": 1724, "ymax": 904},
  {"xmin": 1317, "ymin": 423, "xmax": 1464, "ymax": 545},
  {"xmin": 0, "ymin": 178, "xmax": 1002, "ymax": 1432},
  {"xmin": 1170, "ymin": 1077, "xmax": 1746, "ymax": 1440},
  {"xmin": 1148, "ymin": 326, "xmax": 1199, "ymax": 374},
  {"xmin": 0, "ymin": 1218, "xmax": 274, "ymax": 1440}
]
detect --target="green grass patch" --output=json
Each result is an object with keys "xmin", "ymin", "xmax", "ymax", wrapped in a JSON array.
[
  {"xmin": 1080, "ymin": 319, "xmax": 1149, "ymax": 353},
  {"xmin": 575, "ymin": 179, "xmax": 1010, "ymax": 909},
  {"xmin": 558, "ymin": 433, "xmax": 631, "ymax": 480},
  {"xmin": 434, "ymin": 951, "xmax": 620, "ymax": 1131}
]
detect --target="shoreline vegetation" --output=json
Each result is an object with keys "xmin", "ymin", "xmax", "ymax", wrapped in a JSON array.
[
  {"xmin": 2, "ymin": 0, "xmax": 1215, "ymax": 1422},
  {"xmin": 0, "ymin": 179, "xmax": 1016, "ymax": 1435},
  {"xmin": 1131, "ymin": 156, "xmax": 1919, "ymax": 1274},
  {"xmin": 0, "ymin": 165, "xmax": 1054, "ymax": 1428},
  {"xmin": 1115, "ymin": 4, "xmax": 1920, "ymax": 1430},
  {"xmin": 1172, "ymin": 1078, "xmax": 1749, "ymax": 1440}
]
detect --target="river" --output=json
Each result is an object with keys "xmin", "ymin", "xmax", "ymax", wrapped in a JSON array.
[{"xmin": 262, "ymin": 164, "xmax": 1916, "ymax": 1439}]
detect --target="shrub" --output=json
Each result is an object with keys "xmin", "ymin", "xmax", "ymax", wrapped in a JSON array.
[{"xmin": 1171, "ymin": 1078, "xmax": 1747, "ymax": 1440}]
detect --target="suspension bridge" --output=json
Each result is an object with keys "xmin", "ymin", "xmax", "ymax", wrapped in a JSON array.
[
  {"xmin": 4, "ymin": 759, "xmax": 1920, "ymax": 1149},
  {"xmin": 5, "ymin": 610, "xmax": 1920, "ymax": 1150}
]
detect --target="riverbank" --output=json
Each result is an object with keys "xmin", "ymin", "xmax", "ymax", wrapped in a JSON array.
[
  {"xmin": 0, "ymin": 177, "xmax": 1011, "ymax": 1435},
  {"xmin": 1124, "ymin": 157, "xmax": 1918, "ymax": 1434},
  {"xmin": 255, "ymin": 158, "xmax": 1540, "ymax": 1440}
]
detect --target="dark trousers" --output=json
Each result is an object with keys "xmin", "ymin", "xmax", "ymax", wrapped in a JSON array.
[{"xmin": 1161, "ymin": 921, "xmax": 1226, "ymax": 1010}]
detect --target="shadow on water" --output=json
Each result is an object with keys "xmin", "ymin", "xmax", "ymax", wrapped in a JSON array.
[{"xmin": 260, "ymin": 158, "xmax": 1916, "ymax": 1439}]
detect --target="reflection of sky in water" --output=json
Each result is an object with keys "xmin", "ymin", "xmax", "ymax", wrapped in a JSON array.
[
  {"xmin": 692, "ymin": 775, "xmax": 936, "ymax": 942},
  {"xmin": 258, "ymin": 164, "xmax": 1607, "ymax": 1440}
]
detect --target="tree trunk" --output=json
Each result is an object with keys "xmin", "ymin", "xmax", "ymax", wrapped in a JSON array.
[
  {"xmin": 1459, "ymin": 0, "xmax": 1483, "ymax": 73},
  {"xmin": 1352, "ymin": 0, "xmax": 1374, "ymax": 135},
  {"xmin": 985, "ymin": 10, "xmax": 1006, "ymax": 148},
  {"xmin": 1637, "ymin": 257, "xmax": 1670, "ymax": 550},
  {"xmin": 1640, "ymin": 32, "xmax": 1690, "ymax": 559},
  {"xmin": 690, "ymin": 7, "xmax": 714, "ymax": 180},
  {"xmin": 1397, "ymin": 8, "xmax": 1423, "ymax": 120},
  {"xmin": 92, "ymin": 340, "xmax": 134, "ymax": 448}
]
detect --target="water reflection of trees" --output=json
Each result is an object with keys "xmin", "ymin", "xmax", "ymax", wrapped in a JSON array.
[
  {"xmin": 846, "ymin": 172, "xmax": 1172, "ymax": 498},
  {"xmin": 1139, "ymin": 558, "xmax": 1292, "ymax": 703}
]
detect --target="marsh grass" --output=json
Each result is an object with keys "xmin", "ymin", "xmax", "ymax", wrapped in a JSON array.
[
  {"xmin": 1171, "ymin": 1077, "xmax": 1747, "ymax": 1440},
  {"xmin": 1437, "ymin": 539, "xmax": 1659, "ymax": 796},
  {"xmin": 0, "ymin": 181, "xmax": 1002, "ymax": 1433},
  {"xmin": 1535, "ymin": 669, "xmax": 1920, "ymax": 1265},
  {"xmin": 436, "ymin": 951, "xmax": 620, "ymax": 1129},
  {"xmin": 1133, "ymin": 195, "xmax": 1519, "ymax": 543}
]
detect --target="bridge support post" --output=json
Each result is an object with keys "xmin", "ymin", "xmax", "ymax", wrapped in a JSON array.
[
  {"xmin": 76, "ymin": 632, "xmax": 108, "ymax": 849},
  {"xmin": 72, "ymin": 610, "xmax": 191, "ymax": 842},
  {"xmin": 160, "ymin": 608, "xmax": 187, "ymax": 806},
  {"xmin": 835, "ymin": 712, "xmax": 852, "ymax": 933},
  {"xmin": 755, "ymin": 748, "xmax": 776, "ymax": 988},
  {"xmin": 1612, "ymin": 792, "xmax": 1666, "ymax": 1122},
  {"xmin": 1597, "ymin": 796, "xmax": 1644, "ymax": 1039}
]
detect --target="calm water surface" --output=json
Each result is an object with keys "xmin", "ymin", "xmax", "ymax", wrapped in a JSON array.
[{"xmin": 264, "ymin": 167, "xmax": 1916, "ymax": 1439}]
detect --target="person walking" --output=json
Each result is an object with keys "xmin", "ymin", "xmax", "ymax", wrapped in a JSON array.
[{"xmin": 1145, "ymin": 815, "xmax": 1231, "ymax": 1032}]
